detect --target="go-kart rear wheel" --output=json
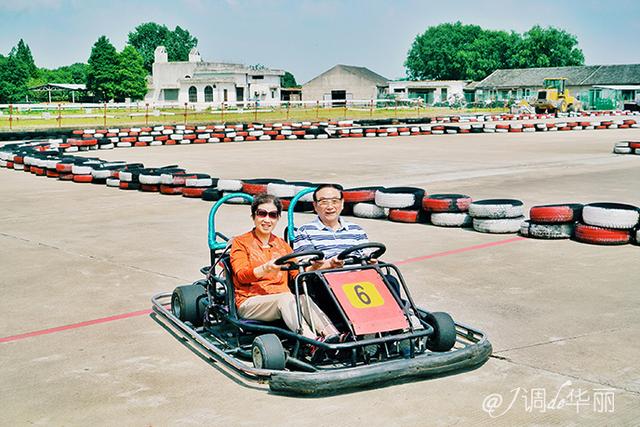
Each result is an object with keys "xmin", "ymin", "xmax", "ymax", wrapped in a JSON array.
[
  {"xmin": 252, "ymin": 334, "xmax": 286, "ymax": 370},
  {"xmin": 425, "ymin": 312, "xmax": 457, "ymax": 352},
  {"xmin": 171, "ymin": 284, "xmax": 206, "ymax": 327}
]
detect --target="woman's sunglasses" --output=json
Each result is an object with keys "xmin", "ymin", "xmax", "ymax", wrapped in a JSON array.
[{"xmin": 255, "ymin": 209, "xmax": 279, "ymax": 219}]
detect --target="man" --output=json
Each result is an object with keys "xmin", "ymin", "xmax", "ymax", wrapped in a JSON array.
[{"xmin": 292, "ymin": 183, "xmax": 368, "ymax": 269}]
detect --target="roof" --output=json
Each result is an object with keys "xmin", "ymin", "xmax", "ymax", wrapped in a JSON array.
[
  {"xmin": 473, "ymin": 64, "xmax": 640, "ymax": 89},
  {"xmin": 304, "ymin": 64, "xmax": 389, "ymax": 86},
  {"xmin": 30, "ymin": 83, "xmax": 87, "ymax": 91}
]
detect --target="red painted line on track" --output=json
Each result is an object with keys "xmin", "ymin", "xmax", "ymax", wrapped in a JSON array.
[
  {"xmin": 394, "ymin": 236, "xmax": 526, "ymax": 265},
  {"xmin": 0, "ymin": 308, "xmax": 152, "ymax": 344},
  {"xmin": 1, "ymin": 236, "xmax": 526, "ymax": 344}
]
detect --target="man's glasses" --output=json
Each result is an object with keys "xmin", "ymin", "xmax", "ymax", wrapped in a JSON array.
[
  {"xmin": 255, "ymin": 209, "xmax": 279, "ymax": 219},
  {"xmin": 316, "ymin": 198, "xmax": 342, "ymax": 207}
]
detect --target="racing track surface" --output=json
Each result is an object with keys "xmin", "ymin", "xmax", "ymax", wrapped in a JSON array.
[{"xmin": 1, "ymin": 128, "xmax": 639, "ymax": 425}]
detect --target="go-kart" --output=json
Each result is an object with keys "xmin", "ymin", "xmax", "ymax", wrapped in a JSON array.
[{"xmin": 151, "ymin": 189, "xmax": 492, "ymax": 395}]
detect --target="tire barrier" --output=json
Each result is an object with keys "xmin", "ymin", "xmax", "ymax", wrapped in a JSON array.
[
  {"xmin": 2, "ymin": 140, "xmax": 638, "ymax": 246},
  {"xmin": 613, "ymin": 141, "xmax": 640, "ymax": 155},
  {"xmin": 469, "ymin": 199, "xmax": 524, "ymax": 219},
  {"xmin": 5, "ymin": 110, "xmax": 633, "ymax": 156}
]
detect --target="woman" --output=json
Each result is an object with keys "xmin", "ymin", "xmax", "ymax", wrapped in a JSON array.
[{"xmin": 230, "ymin": 193, "xmax": 338, "ymax": 341}]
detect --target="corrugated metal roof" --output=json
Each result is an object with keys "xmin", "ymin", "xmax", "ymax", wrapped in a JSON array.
[
  {"xmin": 474, "ymin": 64, "xmax": 640, "ymax": 89},
  {"xmin": 30, "ymin": 83, "xmax": 87, "ymax": 91}
]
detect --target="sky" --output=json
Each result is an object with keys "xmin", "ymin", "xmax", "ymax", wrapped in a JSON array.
[{"xmin": 1, "ymin": 0, "xmax": 639, "ymax": 83}]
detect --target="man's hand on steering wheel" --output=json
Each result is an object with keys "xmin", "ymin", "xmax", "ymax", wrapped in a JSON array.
[
  {"xmin": 274, "ymin": 250, "xmax": 324, "ymax": 271},
  {"xmin": 336, "ymin": 242, "xmax": 387, "ymax": 265}
]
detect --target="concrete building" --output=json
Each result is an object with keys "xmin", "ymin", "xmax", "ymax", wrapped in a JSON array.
[
  {"xmin": 302, "ymin": 64, "xmax": 388, "ymax": 105},
  {"xmin": 145, "ymin": 46, "xmax": 285, "ymax": 106},
  {"xmin": 387, "ymin": 80, "xmax": 471, "ymax": 105},
  {"xmin": 471, "ymin": 64, "xmax": 640, "ymax": 109}
]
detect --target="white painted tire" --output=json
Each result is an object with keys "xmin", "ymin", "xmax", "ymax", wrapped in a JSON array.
[
  {"xmin": 374, "ymin": 188, "xmax": 423, "ymax": 209},
  {"xmin": 582, "ymin": 203, "xmax": 640, "ymax": 229},
  {"xmin": 430, "ymin": 212, "xmax": 472, "ymax": 227},
  {"xmin": 139, "ymin": 173, "xmax": 162, "ymax": 184},
  {"xmin": 217, "ymin": 179, "xmax": 243, "ymax": 191},
  {"xmin": 469, "ymin": 199, "xmax": 524, "ymax": 219},
  {"xmin": 519, "ymin": 220, "xmax": 574, "ymax": 239},
  {"xmin": 223, "ymin": 192, "xmax": 250, "ymax": 204},
  {"xmin": 473, "ymin": 216, "xmax": 525, "ymax": 234},
  {"xmin": 106, "ymin": 178, "xmax": 120, "ymax": 187},
  {"xmin": 185, "ymin": 177, "xmax": 213, "ymax": 187},
  {"xmin": 614, "ymin": 147, "xmax": 632, "ymax": 154},
  {"xmin": 267, "ymin": 182, "xmax": 297, "ymax": 198},
  {"xmin": 353, "ymin": 202, "xmax": 387, "ymax": 219}
]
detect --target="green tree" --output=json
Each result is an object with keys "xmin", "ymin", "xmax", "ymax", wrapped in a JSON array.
[
  {"xmin": 165, "ymin": 25, "xmax": 198, "ymax": 63},
  {"xmin": 115, "ymin": 45, "xmax": 148, "ymax": 101},
  {"xmin": 87, "ymin": 36, "xmax": 120, "ymax": 101},
  {"xmin": 280, "ymin": 71, "xmax": 298, "ymax": 88},
  {"xmin": 0, "ymin": 46, "xmax": 31, "ymax": 103},
  {"xmin": 13, "ymin": 39, "xmax": 38, "ymax": 79},
  {"xmin": 508, "ymin": 25, "xmax": 584, "ymax": 68},
  {"xmin": 127, "ymin": 22, "xmax": 198, "ymax": 72},
  {"xmin": 405, "ymin": 22, "xmax": 585, "ymax": 81}
]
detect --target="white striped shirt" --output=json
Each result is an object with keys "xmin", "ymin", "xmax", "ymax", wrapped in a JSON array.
[{"xmin": 293, "ymin": 216, "xmax": 369, "ymax": 258}]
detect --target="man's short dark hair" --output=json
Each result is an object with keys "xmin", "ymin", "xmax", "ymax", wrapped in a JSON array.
[
  {"xmin": 251, "ymin": 193, "xmax": 282, "ymax": 217},
  {"xmin": 313, "ymin": 183, "xmax": 344, "ymax": 202}
]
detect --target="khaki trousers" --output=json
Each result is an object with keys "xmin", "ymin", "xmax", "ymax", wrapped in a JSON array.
[{"xmin": 238, "ymin": 293, "xmax": 338, "ymax": 339}]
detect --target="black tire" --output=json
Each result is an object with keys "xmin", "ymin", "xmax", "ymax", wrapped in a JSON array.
[
  {"xmin": 425, "ymin": 312, "xmax": 456, "ymax": 352},
  {"xmin": 171, "ymin": 284, "xmax": 207, "ymax": 327},
  {"xmin": 252, "ymin": 334, "xmax": 286, "ymax": 370}
]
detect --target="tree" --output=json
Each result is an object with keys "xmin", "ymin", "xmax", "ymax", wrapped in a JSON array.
[
  {"xmin": 165, "ymin": 25, "xmax": 198, "ymax": 63},
  {"xmin": 0, "ymin": 45, "xmax": 31, "ymax": 103},
  {"xmin": 127, "ymin": 22, "xmax": 198, "ymax": 72},
  {"xmin": 508, "ymin": 25, "xmax": 584, "ymax": 69},
  {"xmin": 87, "ymin": 36, "xmax": 120, "ymax": 101},
  {"xmin": 13, "ymin": 39, "xmax": 38, "ymax": 79},
  {"xmin": 281, "ymin": 71, "xmax": 298, "ymax": 88},
  {"xmin": 404, "ymin": 22, "xmax": 585, "ymax": 81},
  {"xmin": 115, "ymin": 45, "xmax": 148, "ymax": 101}
]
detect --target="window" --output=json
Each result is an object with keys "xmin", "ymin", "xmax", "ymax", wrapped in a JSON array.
[
  {"xmin": 188, "ymin": 86, "xmax": 197, "ymax": 103},
  {"xmin": 204, "ymin": 86, "xmax": 213, "ymax": 102},
  {"xmin": 441, "ymin": 88, "xmax": 448, "ymax": 101},
  {"xmin": 252, "ymin": 75, "xmax": 264, "ymax": 80},
  {"xmin": 163, "ymin": 89, "xmax": 179, "ymax": 101}
]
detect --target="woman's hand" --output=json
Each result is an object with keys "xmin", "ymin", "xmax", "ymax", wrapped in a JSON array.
[{"xmin": 254, "ymin": 258, "xmax": 281, "ymax": 277}]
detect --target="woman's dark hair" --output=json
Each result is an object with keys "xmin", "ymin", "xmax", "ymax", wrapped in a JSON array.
[
  {"xmin": 251, "ymin": 193, "xmax": 282, "ymax": 218},
  {"xmin": 312, "ymin": 183, "xmax": 344, "ymax": 202}
]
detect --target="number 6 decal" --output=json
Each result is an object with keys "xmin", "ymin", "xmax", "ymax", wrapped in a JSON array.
[{"xmin": 343, "ymin": 282, "xmax": 384, "ymax": 308}]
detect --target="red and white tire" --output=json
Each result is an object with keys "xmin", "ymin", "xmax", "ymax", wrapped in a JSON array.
[
  {"xmin": 529, "ymin": 203, "xmax": 583, "ymax": 223},
  {"xmin": 582, "ymin": 202, "xmax": 639, "ymax": 229},
  {"xmin": 185, "ymin": 175, "xmax": 213, "ymax": 188},
  {"xmin": 574, "ymin": 223, "xmax": 630, "ymax": 245},
  {"xmin": 267, "ymin": 182, "xmax": 297, "ymax": 198},
  {"xmin": 343, "ymin": 187, "xmax": 383, "ymax": 203},
  {"xmin": 388, "ymin": 209, "xmax": 422, "ymax": 223},
  {"xmin": 160, "ymin": 184, "xmax": 183, "ymax": 195},
  {"xmin": 182, "ymin": 187, "xmax": 206, "ymax": 198},
  {"xmin": 473, "ymin": 216, "xmax": 525, "ymax": 234},
  {"xmin": 469, "ymin": 199, "xmax": 524, "ymax": 219},
  {"xmin": 72, "ymin": 174, "xmax": 93, "ymax": 183},
  {"xmin": 106, "ymin": 178, "xmax": 120, "ymax": 187},
  {"xmin": 430, "ymin": 212, "xmax": 472, "ymax": 227},
  {"xmin": 140, "ymin": 184, "xmax": 160, "ymax": 192},
  {"xmin": 353, "ymin": 202, "xmax": 387, "ymax": 219},
  {"xmin": 422, "ymin": 194, "xmax": 472, "ymax": 213},
  {"xmin": 217, "ymin": 179, "xmax": 243, "ymax": 192},
  {"xmin": 519, "ymin": 220, "xmax": 574, "ymax": 239}
]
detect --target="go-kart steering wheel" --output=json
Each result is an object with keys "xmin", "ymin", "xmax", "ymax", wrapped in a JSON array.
[
  {"xmin": 274, "ymin": 250, "xmax": 324, "ymax": 271},
  {"xmin": 337, "ymin": 242, "xmax": 386, "ymax": 264}
]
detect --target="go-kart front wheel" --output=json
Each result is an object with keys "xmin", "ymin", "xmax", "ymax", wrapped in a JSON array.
[
  {"xmin": 171, "ymin": 284, "xmax": 206, "ymax": 327},
  {"xmin": 252, "ymin": 334, "xmax": 286, "ymax": 370},
  {"xmin": 425, "ymin": 312, "xmax": 457, "ymax": 352}
]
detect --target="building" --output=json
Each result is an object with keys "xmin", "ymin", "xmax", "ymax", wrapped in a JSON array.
[
  {"xmin": 387, "ymin": 80, "xmax": 471, "ymax": 105},
  {"xmin": 145, "ymin": 46, "xmax": 285, "ymax": 105},
  {"xmin": 302, "ymin": 64, "xmax": 388, "ymax": 105},
  {"xmin": 471, "ymin": 64, "xmax": 640, "ymax": 109}
]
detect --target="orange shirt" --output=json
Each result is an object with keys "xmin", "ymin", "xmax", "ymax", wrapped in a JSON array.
[{"xmin": 230, "ymin": 229, "xmax": 294, "ymax": 308}]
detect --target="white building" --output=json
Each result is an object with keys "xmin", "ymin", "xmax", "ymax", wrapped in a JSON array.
[
  {"xmin": 145, "ymin": 46, "xmax": 285, "ymax": 106},
  {"xmin": 387, "ymin": 80, "xmax": 471, "ymax": 105}
]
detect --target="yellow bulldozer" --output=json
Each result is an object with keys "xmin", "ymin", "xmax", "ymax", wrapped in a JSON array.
[{"xmin": 533, "ymin": 78, "xmax": 581, "ymax": 114}]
